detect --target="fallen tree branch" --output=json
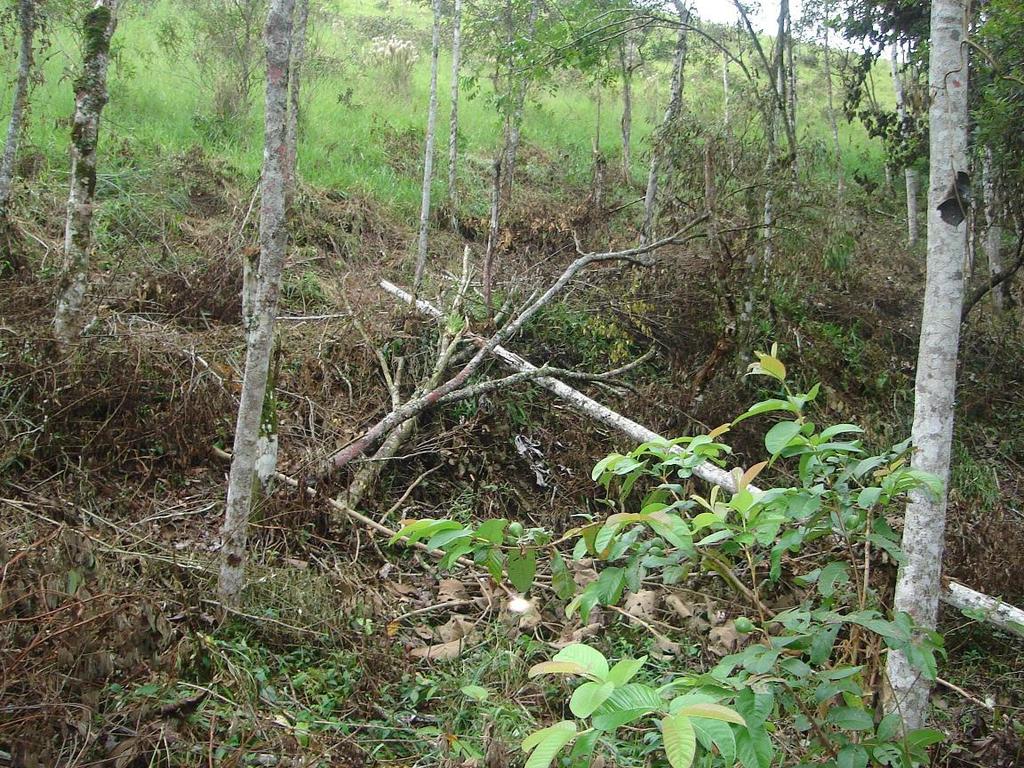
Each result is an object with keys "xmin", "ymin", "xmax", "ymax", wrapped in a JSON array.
[
  {"xmin": 319, "ymin": 227, "xmax": 700, "ymax": 480},
  {"xmin": 380, "ymin": 280, "xmax": 741, "ymax": 493},
  {"xmin": 383, "ymin": 282, "xmax": 1024, "ymax": 638},
  {"xmin": 941, "ymin": 579, "xmax": 1024, "ymax": 639}
]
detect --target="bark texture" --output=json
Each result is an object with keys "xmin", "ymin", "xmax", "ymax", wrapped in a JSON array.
[
  {"xmin": 0, "ymin": 0, "xmax": 35, "ymax": 220},
  {"xmin": 219, "ymin": 0, "xmax": 296, "ymax": 606},
  {"xmin": 53, "ymin": 1, "xmax": 118, "ymax": 343},
  {"xmin": 413, "ymin": 0, "xmax": 442, "ymax": 294},
  {"xmin": 640, "ymin": 1, "xmax": 689, "ymax": 245},
  {"xmin": 447, "ymin": 0, "xmax": 463, "ymax": 227},
  {"xmin": 886, "ymin": 0, "xmax": 969, "ymax": 730}
]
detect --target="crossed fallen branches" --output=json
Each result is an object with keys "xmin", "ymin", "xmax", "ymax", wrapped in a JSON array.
[{"xmin": 317, "ymin": 220, "xmax": 706, "ymax": 483}]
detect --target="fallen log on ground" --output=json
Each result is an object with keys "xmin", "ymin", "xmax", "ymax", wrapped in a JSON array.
[{"xmin": 382, "ymin": 279, "xmax": 1024, "ymax": 640}]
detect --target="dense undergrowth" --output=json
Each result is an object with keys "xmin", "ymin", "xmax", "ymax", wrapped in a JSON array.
[{"xmin": 2, "ymin": 1, "xmax": 1024, "ymax": 766}]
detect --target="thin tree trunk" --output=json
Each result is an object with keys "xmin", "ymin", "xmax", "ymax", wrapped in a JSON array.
[
  {"xmin": 0, "ymin": 0, "xmax": 35, "ymax": 221},
  {"xmin": 823, "ymin": 6, "xmax": 844, "ymax": 199},
  {"xmin": 891, "ymin": 44, "xmax": 920, "ymax": 246},
  {"xmin": 218, "ymin": 0, "xmax": 296, "ymax": 606},
  {"xmin": 252, "ymin": 0, "xmax": 308, "ymax": 492},
  {"xmin": 483, "ymin": 155, "xmax": 502, "ymax": 316},
  {"xmin": 619, "ymin": 33, "xmax": 637, "ymax": 184},
  {"xmin": 640, "ymin": 0, "xmax": 689, "ymax": 245},
  {"xmin": 53, "ymin": 1, "xmax": 118, "ymax": 343},
  {"xmin": 412, "ymin": 0, "xmax": 442, "ymax": 295},
  {"xmin": 285, "ymin": 0, "xmax": 309, "ymax": 197},
  {"xmin": 784, "ymin": 6, "xmax": 797, "ymax": 152},
  {"xmin": 982, "ymin": 148, "xmax": 1007, "ymax": 310},
  {"xmin": 886, "ymin": 0, "xmax": 969, "ymax": 730},
  {"xmin": 503, "ymin": 0, "xmax": 540, "ymax": 195},
  {"xmin": 447, "ymin": 0, "xmax": 463, "ymax": 229},
  {"xmin": 722, "ymin": 49, "xmax": 734, "ymax": 172}
]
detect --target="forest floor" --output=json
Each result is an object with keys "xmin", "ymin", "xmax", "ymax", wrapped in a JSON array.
[{"xmin": 2, "ymin": 145, "xmax": 1024, "ymax": 767}]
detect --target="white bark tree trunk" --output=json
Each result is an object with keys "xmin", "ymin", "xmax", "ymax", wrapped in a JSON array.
[
  {"xmin": 982, "ymin": 148, "xmax": 1007, "ymax": 310},
  {"xmin": 413, "ymin": 0, "xmax": 442, "ymax": 295},
  {"xmin": 503, "ymin": 0, "xmax": 540, "ymax": 195},
  {"xmin": 886, "ymin": 0, "xmax": 969, "ymax": 730},
  {"xmin": 0, "ymin": 0, "xmax": 35, "ymax": 221},
  {"xmin": 285, "ymin": 0, "xmax": 309, "ymax": 196},
  {"xmin": 620, "ymin": 33, "xmax": 637, "ymax": 184},
  {"xmin": 447, "ymin": 0, "xmax": 463, "ymax": 228},
  {"xmin": 784, "ymin": 5, "xmax": 797, "ymax": 156},
  {"xmin": 891, "ymin": 45, "xmax": 920, "ymax": 247},
  {"xmin": 640, "ymin": 1, "xmax": 689, "ymax": 245},
  {"xmin": 218, "ymin": 0, "xmax": 296, "ymax": 606},
  {"xmin": 53, "ymin": 0, "xmax": 118, "ymax": 343}
]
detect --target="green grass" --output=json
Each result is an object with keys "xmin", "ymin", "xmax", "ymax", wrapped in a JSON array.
[{"xmin": 0, "ymin": 0, "xmax": 887, "ymax": 222}]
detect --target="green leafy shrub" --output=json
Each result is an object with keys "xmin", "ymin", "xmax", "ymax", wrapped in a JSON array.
[{"xmin": 392, "ymin": 348, "xmax": 946, "ymax": 768}]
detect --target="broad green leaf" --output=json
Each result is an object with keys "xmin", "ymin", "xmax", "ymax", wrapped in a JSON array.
[
  {"xmin": 875, "ymin": 713, "xmax": 901, "ymax": 742},
  {"xmin": 736, "ymin": 727, "xmax": 773, "ymax": 768},
  {"xmin": 662, "ymin": 713, "xmax": 697, "ymax": 768},
  {"xmin": 695, "ymin": 529, "xmax": 735, "ymax": 547},
  {"xmin": 675, "ymin": 703, "xmax": 746, "ymax": 725},
  {"xmin": 819, "ymin": 424, "xmax": 864, "ymax": 439},
  {"xmin": 607, "ymin": 656, "xmax": 647, "ymax": 687},
  {"xmin": 592, "ymin": 454, "xmax": 624, "ymax": 482},
  {"xmin": 593, "ymin": 707, "xmax": 655, "ymax": 732},
  {"xmin": 474, "ymin": 518, "xmax": 508, "ymax": 544},
  {"xmin": 592, "ymin": 683, "xmax": 663, "ymax": 730},
  {"xmin": 528, "ymin": 661, "xmax": 587, "ymax": 678},
  {"xmin": 837, "ymin": 744, "xmax": 869, "ymax": 768},
  {"xmin": 568, "ymin": 729, "xmax": 600, "ymax": 762},
  {"xmin": 733, "ymin": 399, "xmax": 799, "ymax": 425},
  {"xmin": 460, "ymin": 685, "xmax": 490, "ymax": 702},
  {"xmin": 826, "ymin": 706, "xmax": 874, "ymax": 731},
  {"xmin": 856, "ymin": 487, "xmax": 882, "ymax": 509},
  {"xmin": 522, "ymin": 721, "xmax": 577, "ymax": 768},
  {"xmin": 692, "ymin": 717, "xmax": 736, "ymax": 765},
  {"xmin": 550, "ymin": 551, "xmax": 576, "ymax": 600},
  {"xmin": 552, "ymin": 644, "xmax": 609, "ymax": 681},
  {"xmin": 570, "ymin": 681, "xmax": 615, "ymax": 718},
  {"xmin": 427, "ymin": 528, "xmax": 471, "ymax": 550},
  {"xmin": 507, "ymin": 549, "xmax": 537, "ymax": 593},
  {"xmin": 906, "ymin": 727, "xmax": 945, "ymax": 749},
  {"xmin": 765, "ymin": 421, "xmax": 803, "ymax": 455},
  {"xmin": 818, "ymin": 561, "xmax": 850, "ymax": 598}
]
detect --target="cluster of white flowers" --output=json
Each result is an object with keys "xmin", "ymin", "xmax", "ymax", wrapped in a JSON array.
[{"xmin": 368, "ymin": 36, "xmax": 419, "ymax": 92}]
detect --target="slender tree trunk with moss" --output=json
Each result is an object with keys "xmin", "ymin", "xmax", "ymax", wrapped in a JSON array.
[
  {"xmin": 447, "ymin": 0, "xmax": 463, "ymax": 230},
  {"xmin": 53, "ymin": 0, "xmax": 118, "ymax": 343},
  {"xmin": 413, "ymin": 0, "xmax": 441, "ymax": 295},
  {"xmin": 640, "ymin": 0, "xmax": 689, "ymax": 245},
  {"xmin": 886, "ymin": 0, "xmax": 969, "ymax": 730},
  {"xmin": 891, "ymin": 44, "xmax": 920, "ymax": 247},
  {"xmin": 219, "ymin": 0, "xmax": 296, "ymax": 606},
  {"xmin": 0, "ymin": 0, "xmax": 36, "ymax": 223}
]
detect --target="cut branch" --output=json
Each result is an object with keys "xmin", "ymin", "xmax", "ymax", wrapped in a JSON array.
[{"xmin": 319, "ymin": 227, "xmax": 698, "ymax": 480}]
